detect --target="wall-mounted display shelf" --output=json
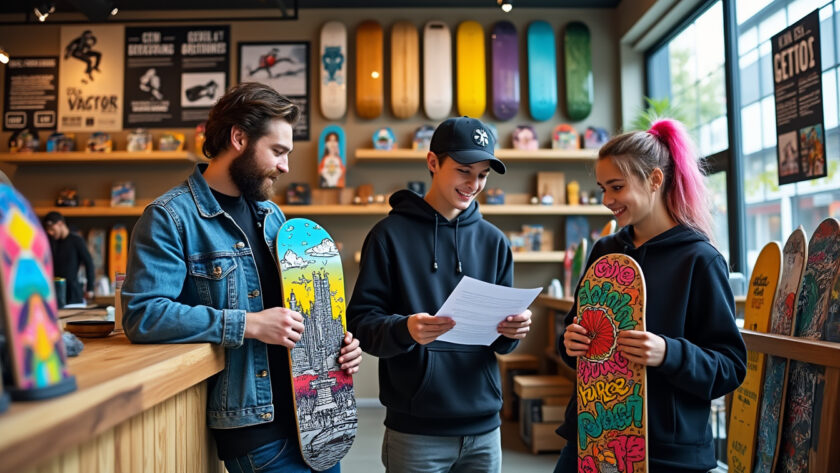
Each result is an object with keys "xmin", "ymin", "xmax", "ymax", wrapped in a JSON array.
[
  {"xmin": 0, "ymin": 151, "xmax": 201, "ymax": 165},
  {"xmin": 354, "ymin": 148, "xmax": 598, "ymax": 162},
  {"xmin": 280, "ymin": 204, "xmax": 610, "ymax": 217},
  {"xmin": 353, "ymin": 250, "xmax": 565, "ymax": 264}
]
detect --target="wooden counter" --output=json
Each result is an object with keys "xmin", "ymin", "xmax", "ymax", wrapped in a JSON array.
[{"xmin": 0, "ymin": 334, "xmax": 225, "ymax": 473}]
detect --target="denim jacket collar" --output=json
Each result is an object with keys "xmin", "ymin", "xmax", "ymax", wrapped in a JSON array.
[{"xmin": 188, "ymin": 162, "xmax": 275, "ymax": 220}]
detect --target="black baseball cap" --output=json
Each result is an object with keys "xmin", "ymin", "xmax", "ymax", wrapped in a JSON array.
[{"xmin": 430, "ymin": 117, "xmax": 506, "ymax": 174}]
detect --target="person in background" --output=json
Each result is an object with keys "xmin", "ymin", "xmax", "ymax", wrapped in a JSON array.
[{"xmin": 43, "ymin": 211, "xmax": 94, "ymax": 304}]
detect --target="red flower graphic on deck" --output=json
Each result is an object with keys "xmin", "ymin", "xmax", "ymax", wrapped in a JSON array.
[{"xmin": 580, "ymin": 307, "xmax": 617, "ymax": 362}]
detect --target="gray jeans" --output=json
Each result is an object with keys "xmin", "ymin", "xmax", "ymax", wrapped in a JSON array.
[{"xmin": 382, "ymin": 427, "xmax": 502, "ymax": 473}]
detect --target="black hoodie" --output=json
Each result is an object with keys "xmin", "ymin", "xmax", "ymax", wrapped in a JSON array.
[
  {"xmin": 557, "ymin": 224, "xmax": 747, "ymax": 472},
  {"xmin": 347, "ymin": 190, "xmax": 518, "ymax": 435}
]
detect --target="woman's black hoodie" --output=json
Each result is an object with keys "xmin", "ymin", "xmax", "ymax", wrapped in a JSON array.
[{"xmin": 347, "ymin": 190, "xmax": 518, "ymax": 435}]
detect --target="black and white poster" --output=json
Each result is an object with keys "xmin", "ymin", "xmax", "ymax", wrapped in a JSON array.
[
  {"xmin": 772, "ymin": 10, "xmax": 827, "ymax": 185},
  {"xmin": 238, "ymin": 42, "xmax": 309, "ymax": 140},
  {"xmin": 3, "ymin": 56, "xmax": 58, "ymax": 131},
  {"xmin": 124, "ymin": 26, "xmax": 228, "ymax": 127},
  {"xmin": 59, "ymin": 25, "xmax": 124, "ymax": 132}
]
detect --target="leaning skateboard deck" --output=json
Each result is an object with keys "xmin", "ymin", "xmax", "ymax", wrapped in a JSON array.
[
  {"xmin": 527, "ymin": 21, "xmax": 558, "ymax": 121},
  {"xmin": 753, "ymin": 227, "xmax": 807, "ymax": 473},
  {"xmin": 320, "ymin": 21, "xmax": 348, "ymax": 120},
  {"xmin": 423, "ymin": 21, "xmax": 453, "ymax": 119},
  {"xmin": 277, "ymin": 218, "xmax": 357, "ymax": 471},
  {"xmin": 598, "ymin": 220, "xmax": 616, "ymax": 239},
  {"xmin": 727, "ymin": 241, "xmax": 782, "ymax": 473},
  {"xmin": 570, "ymin": 238, "xmax": 588, "ymax": 298},
  {"xmin": 491, "ymin": 21, "xmax": 520, "ymax": 121},
  {"xmin": 87, "ymin": 227, "xmax": 106, "ymax": 279},
  {"xmin": 318, "ymin": 125, "xmax": 346, "ymax": 189},
  {"xmin": 456, "ymin": 20, "xmax": 486, "ymax": 118},
  {"xmin": 355, "ymin": 20, "xmax": 383, "ymax": 119},
  {"xmin": 564, "ymin": 21, "xmax": 593, "ymax": 121},
  {"xmin": 109, "ymin": 224, "xmax": 128, "ymax": 285},
  {"xmin": 0, "ymin": 184, "xmax": 76, "ymax": 400},
  {"xmin": 577, "ymin": 253, "xmax": 648, "ymax": 473},
  {"xmin": 391, "ymin": 21, "xmax": 419, "ymax": 119},
  {"xmin": 777, "ymin": 218, "xmax": 840, "ymax": 472}
]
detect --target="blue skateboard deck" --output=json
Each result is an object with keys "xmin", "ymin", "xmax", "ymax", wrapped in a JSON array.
[
  {"xmin": 318, "ymin": 125, "xmax": 346, "ymax": 189},
  {"xmin": 491, "ymin": 21, "xmax": 519, "ymax": 121},
  {"xmin": 527, "ymin": 21, "xmax": 558, "ymax": 122}
]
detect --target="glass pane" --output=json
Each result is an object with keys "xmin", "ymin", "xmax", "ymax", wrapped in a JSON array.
[
  {"xmin": 761, "ymin": 96, "xmax": 777, "ymax": 150},
  {"xmin": 738, "ymin": 0, "xmax": 773, "ymax": 24},
  {"xmin": 758, "ymin": 10, "xmax": 788, "ymax": 43},
  {"xmin": 740, "ymin": 51, "xmax": 761, "ymax": 104},
  {"xmin": 821, "ymin": 7, "xmax": 837, "ymax": 68},
  {"xmin": 787, "ymin": 0, "xmax": 830, "ymax": 24},
  {"xmin": 741, "ymin": 102, "xmax": 763, "ymax": 154},
  {"xmin": 707, "ymin": 170, "xmax": 730, "ymax": 262},
  {"xmin": 823, "ymin": 69, "xmax": 838, "ymax": 130},
  {"xmin": 739, "ymin": 26, "xmax": 759, "ymax": 53}
]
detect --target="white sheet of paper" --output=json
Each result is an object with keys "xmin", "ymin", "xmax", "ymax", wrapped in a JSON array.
[{"xmin": 435, "ymin": 276, "xmax": 542, "ymax": 346}]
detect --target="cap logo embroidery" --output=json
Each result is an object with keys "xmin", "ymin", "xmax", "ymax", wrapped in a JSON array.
[{"xmin": 473, "ymin": 128, "xmax": 489, "ymax": 147}]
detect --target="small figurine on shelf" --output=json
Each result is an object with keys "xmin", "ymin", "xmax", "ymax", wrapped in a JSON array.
[
  {"xmin": 46, "ymin": 132, "xmax": 75, "ymax": 152},
  {"xmin": 8, "ymin": 129, "xmax": 39, "ymax": 153},
  {"xmin": 87, "ymin": 132, "xmax": 112, "ymax": 152},
  {"xmin": 126, "ymin": 129, "xmax": 153, "ymax": 152},
  {"xmin": 552, "ymin": 124, "xmax": 580, "ymax": 150},
  {"xmin": 412, "ymin": 125, "xmax": 435, "ymax": 151},
  {"xmin": 512, "ymin": 124, "xmax": 538, "ymax": 150},
  {"xmin": 55, "ymin": 188, "xmax": 79, "ymax": 207},
  {"xmin": 583, "ymin": 126, "xmax": 610, "ymax": 149},
  {"xmin": 566, "ymin": 180, "xmax": 580, "ymax": 206},
  {"xmin": 407, "ymin": 181, "xmax": 426, "ymax": 196},
  {"xmin": 374, "ymin": 194, "xmax": 386, "ymax": 204},
  {"xmin": 159, "ymin": 132, "xmax": 185, "ymax": 151},
  {"xmin": 373, "ymin": 127, "xmax": 396, "ymax": 150},
  {"xmin": 110, "ymin": 182, "xmax": 136, "ymax": 207},
  {"xmin": 286, "ymin": 183, "xmax": 311, "ymax": 205},
  {"xmin": 354, "ymin": 183, "xmax": 374, "ymax": 205},
  {"xmin": 485, "ymin": 188, "xmax": 505, "ymax": 205},
  {"xmin": 195, "ymin": 122, "xmax": 206, "ymax": 156}
]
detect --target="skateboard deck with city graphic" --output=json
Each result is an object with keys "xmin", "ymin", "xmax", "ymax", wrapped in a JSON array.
[
  {"xmin": 320, "ymin": 21, "xmax": 348, "ymax": 120},
  {"xmin": 753, "ymin": 227, "xmax": 807, "ymax": 473},
  {"xmin": 0, "ymin": 184, "xmax": 76, "ymax": 400},
  {"xmin": 391, "ymin": 20, "xmax": 419, "ymax": 119},
  {"xmin": 87, "ymin": 227, "xmax": 106, "ymax": 280},
  {"xmin": 456, "ymin": 20, "xmax": 486, "ymax": 118},
  {"xmin": 276, "ymin": 218, "xmax": 357, "ymax": 471},
  {"xmin": 777, "ymin": 218, "xmax": 840, "ymax": 472},
  {"xmin": 355, "ymin": 20, "xmax": 383, "ymax": 119},
  {"xmin": 423, "ymin": 21, "xmax": 453, "ymax": 119},
  {"xmin": 564, "ymin": 21, "xmax": 593, "ymax": 121},
  {"xmin": 491, "ymin": 21, "xmax": 519, "ymax": 121},
  {"xmin": 109, "ymin": 224, "xmax": 128, "ymax": 285},
  {"xmin": 527, "ymin": 21, "xmax": 558, "ymax": 121},
  {"xmin": 727, "ymin": 241, "xmax": 782, "ymax": 473},
  {"xmin": 576, "ymin": 253, "xmax": 648, "ymax": 473}
]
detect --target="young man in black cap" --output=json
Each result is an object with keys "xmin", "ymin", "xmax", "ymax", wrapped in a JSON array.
[
  {"xmin": 43, "ymin": 211, "xmax": 95, "ymax": 305},
  {"xmin": 347, "ymin": 116, "xmax": 532, "ymax": 472}
]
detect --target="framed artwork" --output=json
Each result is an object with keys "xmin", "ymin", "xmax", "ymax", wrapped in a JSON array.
[{"xmin": 238, "ymin": 42, "xmax": 310, "ymax": 140}]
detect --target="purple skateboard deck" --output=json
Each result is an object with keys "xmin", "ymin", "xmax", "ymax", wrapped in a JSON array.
[{"xmin": 491, "ymin": 21, "xmax": 519, "ymax": 121}]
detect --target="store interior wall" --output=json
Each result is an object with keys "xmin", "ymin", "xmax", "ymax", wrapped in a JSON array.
[{"xmin": 0, "ymin": 6, "xmax": 622, "ymax": 399}]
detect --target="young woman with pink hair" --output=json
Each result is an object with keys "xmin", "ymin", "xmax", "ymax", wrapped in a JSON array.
[{"xmin": 554, "ymin": 119, "xmax": 747, "ymax": 473}]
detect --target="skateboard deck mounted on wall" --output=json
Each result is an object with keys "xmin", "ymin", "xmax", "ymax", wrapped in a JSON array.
[
  {"xmin": 318, "ymin": 125, "xmax": 347, "ymax": 189},
  {"xmin": 390, "ymin": 20, "xmax": 420, "ymax": 119},
  {"xmin": 0, "ymin": 184, "xmax": 76, "ymax": 400},
  {"xmin": 87, "ymin": 227, "xmax": 106, "ymax": 280},
  {"xmin": 320, "ymin": 21, "xmax": 348, "ymax": 120},
  {"xmin": 727, "ymin": 241, "xmax": 782, "ymax": 473},
  {"xmin": 109, "ymin": 224, "xmax": 128, "ymax": 285},
  {"xmin": 456, "ymin": 20, "xmax": 486, "ymax": 118},
  {"xmin": 527, "ymin": 21, "xmax": 558, "ymax": 122},
  {"xmin": 276, "ymin": 218, "xmax": 357, "ymax": 471},
  {"xmin": 576, "ymin": 253, "xmax": 648, "ymax": 473},
  {"xmin": 564, "ymin": 21, "xmax": 593, "ymax": 121},
  {"xmin": 753, "ymin": 227, "xmax": 807, "ymax": 473},
  {"xmin": 423, "ymin": 21, "xmax": 453, "ymax": 120},
  {"xmin": 491, "ymin": 21, "xmax": 520, "ymax": 121},
  {"xmin": 355, "ymin": 20, "xmax": 384, "ymax": 119},
  {"xmin": 777, "ymin": 218, "xmax": 840, "ymax": 473}
]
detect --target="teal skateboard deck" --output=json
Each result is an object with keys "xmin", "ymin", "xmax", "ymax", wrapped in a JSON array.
[
  {"xmin": 491, "ymin": 21, "xmax": 519, "ymax": 121},
  {"xmin": 318, "ymin": 125, "xmax": 346, "ymax": 189},
  {"xmin": 277, "ymin": 218, "xmax": 357, "ymax": 471},
  {"xmin": 564, "ymin": 21, "xmax": 593, "ymax": 121},
  {"xmin": 527, "ymin": 21, "xmax": 558, "ymax": 122}
]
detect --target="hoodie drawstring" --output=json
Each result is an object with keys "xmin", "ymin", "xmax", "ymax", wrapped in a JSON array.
[
  {"xmin": 455, "ymin": 217, "xmax": 462, "ymax": 274},
  {"xmin": 432, "ymin": 214, "xmax": 439, "ymax": 272}
]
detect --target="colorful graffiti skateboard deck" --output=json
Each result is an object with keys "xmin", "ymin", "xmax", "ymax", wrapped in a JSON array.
[
  {"xmin": 576, "ymin": 253, "xmax": 648, "ymax": 473},
  {"xmin": 87, "ymin": 227, "xmax": 106, "ymax": 280},
  {"xmin": 0, "ymin": 184, "xmax": 75, "ymax": 400},
  {"xmin": 109, "ymin": 224, "xmax": 128, "ymax": 285},
  {"xmin": 777, "ymin": 218, "xmax": 840, "ymax": 472},
  {"xmin": 491, "ymin": 21, "xmax": 520, "ymax": 121},
  {"xmin": 355, "ymin": 20, "xmax": 383, "ymax": 119},
  {"xmin": 318, "ymin": 125, "xmax": 346, "ymax": 189},
  {"xmin": 423, "ymin": 21, "xmax": 453, "ymax": 119},
  {"xmin": 320, "ymin": 21, "xmax": 348, "ymax": 120},
  {"xmin": 727, "ymin": 241, "xmax": 782, "ymax": 473},
  {"xmin": 276, "ymin": 218, "xmax": 357, "ymax": 471},
  {"xmin": 391, "ymin": 21, "xmax": 419, "ymax": 119},
  {"xmin": 753, "ymin": 227, "xmax": 807, "ymax": 473},
  {"xmin": 456, "ymin": 20, "xmax": 486, "ymax": 118},
  {"xmin": 527, "ymin": 21, "xmax": 558, "ymax": 122},
  {"xmin": 564, "ymin": 21, "xmax": 593, "ymax": 121}
]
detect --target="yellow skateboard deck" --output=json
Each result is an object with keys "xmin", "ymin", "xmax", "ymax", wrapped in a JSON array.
[
  {"xmin": 456, "ymin": 20, "xmax": 486, "ymax": 118},
  {"xmin": 355, "ymin": 20, "xmax": 383, "ymax": 119},
  {"xmin": 390, "ymin": 21, "xmax": 419, "ymax": 119},
  {"xmin": 727, "ymin": 241, "xmax": 782, "ymax": 473}
]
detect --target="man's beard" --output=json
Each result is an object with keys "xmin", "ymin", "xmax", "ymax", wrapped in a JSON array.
[{"xmin": 229, "ymin": 143, "xmax": 277, "ymax": 201}]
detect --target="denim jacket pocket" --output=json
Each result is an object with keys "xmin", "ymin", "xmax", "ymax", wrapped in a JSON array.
[{"xmin": 188, "ymin": 254, "xmax": 238, "ymax": 307}]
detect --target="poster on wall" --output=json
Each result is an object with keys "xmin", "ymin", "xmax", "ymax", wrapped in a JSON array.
[
  {"xmin": 58, "ymin": 25, "xmax": 124, "ymax": 132},
  {"xmin": 3, "ymin": 56, "xmax": 58, "ymax": 132},
  {"xmin": 124, "ymin": 26, "xmax": 229, "ymax": 127},
  {"xmin": 772, "ymin": 10, "xmax": 827, "ymax": 185},
  {"xmin": 238, "ymin": 42, "xmax": 309, "ymax": 140}
]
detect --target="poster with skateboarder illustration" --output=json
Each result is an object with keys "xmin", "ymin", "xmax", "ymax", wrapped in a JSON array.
[{"xmin": 276, "ymin": 218, "xmax": 357, "ymax": 471}]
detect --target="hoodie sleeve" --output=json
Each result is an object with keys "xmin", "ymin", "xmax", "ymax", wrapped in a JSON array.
[
  {"xmin": 491, "ymin": 241, "xmax": 519, "ymax": 354},
  {"xmin": 347, "ymin": 231, "xmax": 417, "ymax": 358},
  {"xmin": 654, "ymin": 254, "xmax": 747, "ymax": 400}
]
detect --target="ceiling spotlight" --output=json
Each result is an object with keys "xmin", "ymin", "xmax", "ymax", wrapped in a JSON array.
[
  {"xmin": 34, "ymin": 3, "xmax": 55, "ymax": 22},
  {"xmin": 110, "ymin": 7, "xmax": 119, "ymax": 16},
  {"xmin": 0, "ymin": 48, "xmax": 9, "ymax": 65},
  {"xmin": 498, "ymin": 0, "xmax": 513, "ymax": 12}
]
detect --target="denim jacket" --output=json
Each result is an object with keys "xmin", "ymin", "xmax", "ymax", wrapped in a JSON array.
[{"xmin": 122, "ymin": 163, "xmax": 286, "ymax": 429}]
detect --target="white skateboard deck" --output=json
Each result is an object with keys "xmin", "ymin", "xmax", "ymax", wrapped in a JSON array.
[
  {"xmin": 320, "ymin": 21, "xmax": 347, "ymax": 120},
  {"xmin": 423, "ymin": 21, "xmax": 453, "ymax": 120}
]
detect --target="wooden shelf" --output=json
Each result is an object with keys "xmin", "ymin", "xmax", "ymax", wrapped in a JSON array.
[
  {"xmin": 354, "ymin": 148, "xmax": 598, "ymax": 161},
  {"xmin": 353, "ymin": 250, "xmax": 564, "ymax": 264},
  {"xmin": 0, "ymin": 151, "xmax": 201, "ymax": 165},
  {"xmin": 34, "ymin": 202, "xmax": 151, "ymax": 217},
  {"xmin": 281, "ymin": 204, "xmax": 610, "ymax": 216},
  {"xmin": 740, "ymin": 329, "xmax": 840, "ymax": 368},
  {"xmin": 533, "ymin": 294, "xmax": 574, "ymax": 312}
]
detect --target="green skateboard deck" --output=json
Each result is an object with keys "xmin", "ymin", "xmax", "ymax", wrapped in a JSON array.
[{"xmin": 564, "ymin": 22, "xmax": 593, "ymax": 121}]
